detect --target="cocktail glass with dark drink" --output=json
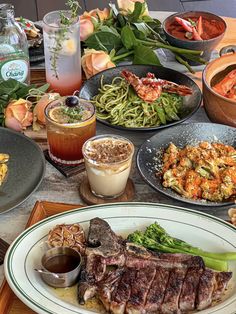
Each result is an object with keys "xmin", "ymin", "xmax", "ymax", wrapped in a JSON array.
[{"xmin": 45, "ymin": 96, "xmax": 96, "ymax": 165}]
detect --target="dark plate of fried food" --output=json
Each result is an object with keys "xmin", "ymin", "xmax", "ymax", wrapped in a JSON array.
[
  {"xmin": 15, "ymin": 17, "xmax": 43, "ymax": 48},
  {"xmin": 0, "ymin": 127, "xmax": 45, "ymax": 214},
  {"xmin": 137, "ymin": 122, "xmax": 236, "ymax": 206},
  {"xmin": 16, "ymin": 17, "xmax": 44, "ymax": 64},
  {"xmin": 79, "ymin": 65, "xmax": 202, "ymax": 131},
  {"xmin": 27, "ymin": 24, "xmax": 44, "ymax": 64}
]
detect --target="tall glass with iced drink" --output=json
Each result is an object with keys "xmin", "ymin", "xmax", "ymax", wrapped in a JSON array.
[
  {"xmin": 82, "ymin": 135, "xmax": 134, "ymax": 198},
  {"xmin": 43, "ymin": 11, "xmax": 82, "ymax": 95},
  {"xmin": 45, "ymin": 96, "xmax": 96, "ymax": 165}
]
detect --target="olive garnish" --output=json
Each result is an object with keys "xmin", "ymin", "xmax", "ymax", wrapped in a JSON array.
[{"xmin": 65, "ymin": 96, "xmax": 79, "ymax": 107}]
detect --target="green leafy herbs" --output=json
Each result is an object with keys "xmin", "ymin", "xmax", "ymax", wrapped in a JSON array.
[
  {"xmin": 133, "ymin": 45, "xmax": 161, "ymax": 66},
  {"xmin": 83, "ymin": 1, "xmax": 206, "ymax": 72},
  {"xmin": 188, "ymin": 18, "xmax": 197, "ymax": 27},
  {"xmin": 48, "ymin": 28, "xmax": 68, "ymax": 79},
  {"xmin": 59, "ymin": 0, "xmax": 80, "ymax": 25},
  {"xmin": 128, "ymin": 222, "xmax": 236, "ymax": 271},
  {"xmin": 0, "ymin": 79, "xmax": 49, "ymax": 126},
  {"xmin": 49, "ymin": 0, "xmax": 80, "ymax": 78},
  {"xmin": 85, "ymin": 31, "xmax": 122, "ymax": 52},
  {"xmin": 121, "ymin": 25, "xmax": 137, "ymax": 50},
  {"xmin": 65, "ymin": 0, "xmax": 80, "ymax": 19},
  {"xmin": 61, "ymin": 105, "xmax": 83, "ymax": 123},
  {"xmin": 127, "ymin": 2, "xmax": 146, "ymax": 22},
  {"xmin": 133, "ymin": 22, "xmax": 151, "ymax": 39}
]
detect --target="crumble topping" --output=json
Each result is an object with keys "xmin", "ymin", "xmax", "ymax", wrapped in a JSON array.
[{"xmin": 84, "ymin": 138, "xmax": 133, "ymax": 163}]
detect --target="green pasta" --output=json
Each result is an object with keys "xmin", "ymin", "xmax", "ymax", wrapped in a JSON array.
[{"xmin": 91, "ymin": 76, "xmax": 184, "ymax": 128}]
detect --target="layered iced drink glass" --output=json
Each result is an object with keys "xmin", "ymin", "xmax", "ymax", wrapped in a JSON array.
[
  {"xmin": 43, "ymin": 11, "xmax": 82, "ymax": 95},
  {"xmin": 45, "ymin": 97, "xmax": 96, "ymax": 165},
  {"xmin": 82, "ymin": 135, "xmax": 134, "ymax": 198}
]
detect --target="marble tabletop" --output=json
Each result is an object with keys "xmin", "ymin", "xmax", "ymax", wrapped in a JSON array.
[{"xmin": 0, "ymin": 11, "xmax": 235, "ymax": 287}]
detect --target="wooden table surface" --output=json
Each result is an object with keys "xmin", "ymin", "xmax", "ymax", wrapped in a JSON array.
[{"xmin": 0, "ymin": 12, "xmax": 235, "ymax": 288}]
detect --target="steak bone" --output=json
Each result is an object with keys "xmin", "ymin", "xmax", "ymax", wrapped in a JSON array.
[{"xmin": 86, "ymin": 218, "xmax": 124, "ymax": 257}]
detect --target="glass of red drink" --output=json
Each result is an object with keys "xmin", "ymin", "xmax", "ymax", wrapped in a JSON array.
[
  {"xmin": 43, "ymin": 11, "xmax": 82, "ymax": 96},
  {"xmin": 45, "ymin": 96, "xmax": 96, "ymax": 165}
]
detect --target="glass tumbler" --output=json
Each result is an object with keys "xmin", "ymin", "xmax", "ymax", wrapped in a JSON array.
[
  {"xmin": 45, "ymin": 97, "xmax": 96, "ymax": 165},
  {"xmin": 82, "ymin": 134, "xmax": 134, "ymax": 198},
  {"xmin": 43, "ymin": 11, "xmax": 82, "ymax": 96}
]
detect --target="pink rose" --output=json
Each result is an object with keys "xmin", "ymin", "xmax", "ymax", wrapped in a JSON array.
[
  {"xmin": 34, "ymin": 93, "xmax": 60, "ymax": 125},
  {"xmin": 81, "ymin": 49, "xmax": 115, "ymax": 79},
  {"xmin": 88, "ymin": 8, "xmax": 110, "ymax": 21},
  {"xmin": 5, "ymin": 99, "xmax": 33, "ymax": 132},
  {"xmin": 80, "ymin": 8, "xmax": 110, "ymax": 41},
  {"xmin": 80, "ymin": 16, "xmax": 95, "ymax": 41}
]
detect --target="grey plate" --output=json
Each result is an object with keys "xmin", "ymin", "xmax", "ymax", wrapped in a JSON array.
[
  {"xmin": 137, "ymin": 123, "xmax": 236, "ymax": 207},
  {"xmin": 156, "ymin": 48, "xmax": 219, "ymax": 73},
  {"xmin": 0, "ymin": 127, "xmax": 45, "ymax": 214},
  {"xmin": 79, "ymin": 64, "xmax": 202, "ymax": 132}
]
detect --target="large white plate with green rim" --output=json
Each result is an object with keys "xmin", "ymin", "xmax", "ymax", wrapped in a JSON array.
[{"xmin": 4, "ymin": 202, "xmax": 236, "ymax": 314}]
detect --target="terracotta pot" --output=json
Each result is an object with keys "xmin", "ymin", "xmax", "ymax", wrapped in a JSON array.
[{"xmin": 202, "ymin": 49, "xmax": 236, "ymax": 127}]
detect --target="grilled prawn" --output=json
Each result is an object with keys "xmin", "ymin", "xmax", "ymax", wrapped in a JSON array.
[
  {"xmin": 213, "ymin": 69, "xmax": 236, "ymax": 100},
  {"xmin": 121, "ymin": 70, "xmax": 192, "ymax": 103}
]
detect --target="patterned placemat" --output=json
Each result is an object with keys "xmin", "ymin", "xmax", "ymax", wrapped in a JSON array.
[
  {"xmin": 0, "ymin": 238, "xmax": 9, "ymax": 265},
  {"xmin": 44, "ymin": 150, "xmax": 85, "ymax": 177}
]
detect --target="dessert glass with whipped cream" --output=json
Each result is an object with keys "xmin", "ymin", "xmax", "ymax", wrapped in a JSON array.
[{"xmin": 82, "ymin": 135, "xmax": 134, "ymax": 198}]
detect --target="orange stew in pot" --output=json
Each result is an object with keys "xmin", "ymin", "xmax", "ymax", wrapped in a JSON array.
[
  {"xmin": 213, "ymin": 69, "xmax": 236, "ymax": 100},
  {"xmin": 166, "ymin": 16, "xmax": 225, "ymax": 41}
]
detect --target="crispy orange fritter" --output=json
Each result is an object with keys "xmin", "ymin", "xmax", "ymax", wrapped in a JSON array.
[
  {"xmin": 161, "ymin": 142, "xmax": 236, "ymax": 201},
  {"xmin": 0, "ymin": 153, "xmax": 9, "ymax": 186}
]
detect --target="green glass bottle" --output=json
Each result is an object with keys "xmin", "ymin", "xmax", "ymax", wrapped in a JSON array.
[{"xmin": 0, "ymin": 3, "xmax": 30, "ymax": 83}]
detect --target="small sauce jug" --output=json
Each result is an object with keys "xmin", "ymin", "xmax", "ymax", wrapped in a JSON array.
[{"xmin": 36, "ymin": 246, "xmax": 82, "ymax": 288}]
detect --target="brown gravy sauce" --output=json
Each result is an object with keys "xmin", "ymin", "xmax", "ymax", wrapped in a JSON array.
[{"xmin": 44, "ymin": 254, "xmax": 79, "ymax": 273}]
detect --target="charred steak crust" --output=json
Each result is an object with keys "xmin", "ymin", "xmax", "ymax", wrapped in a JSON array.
[
  {"xmin": 98, "ymin": 268, "xmax": 124, "ymax": 312},
  {"xmin": 145, "ymin": 266, "xmax": 170, "ymax": 312},
  {"xmin": 126, "ymin": 267, "xmax": 156, "ymax": 314},
  {"xmin": 197, "ymin": 269, "xmax": 216, "ymax": 310},
  {"xmin": 179, "ymin": 267, "xmax": 204, "ymax": 311},
  {"xmin": 213, "ymin": 272, "xmax": 233, "ymax": 301},
  {"xmin": 161, "ymin": 268, "xmax": 187, "ymax": 314},
  {"xmin": 77, "ymin": 218, "xmax": 232, "ymax": 313},
  {"xmin": 110, "ymin": 268, "xmax": 136, "ymax": 314}
]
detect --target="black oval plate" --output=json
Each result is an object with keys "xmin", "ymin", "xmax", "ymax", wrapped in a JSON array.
[
  {"xmin": 0, "ymin": 127, "xmax": 45, "ymax": 214},
  {"xmin": 29, "ymin": 24, "xmax": 44, "ymax": 65},
  {"xmin": 79, "ymin": 64, "xmax": 202, "ymax": 131},
  {"xmin": 137, "ymin": 123, "xmax": 236, "ymax": 207}
]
